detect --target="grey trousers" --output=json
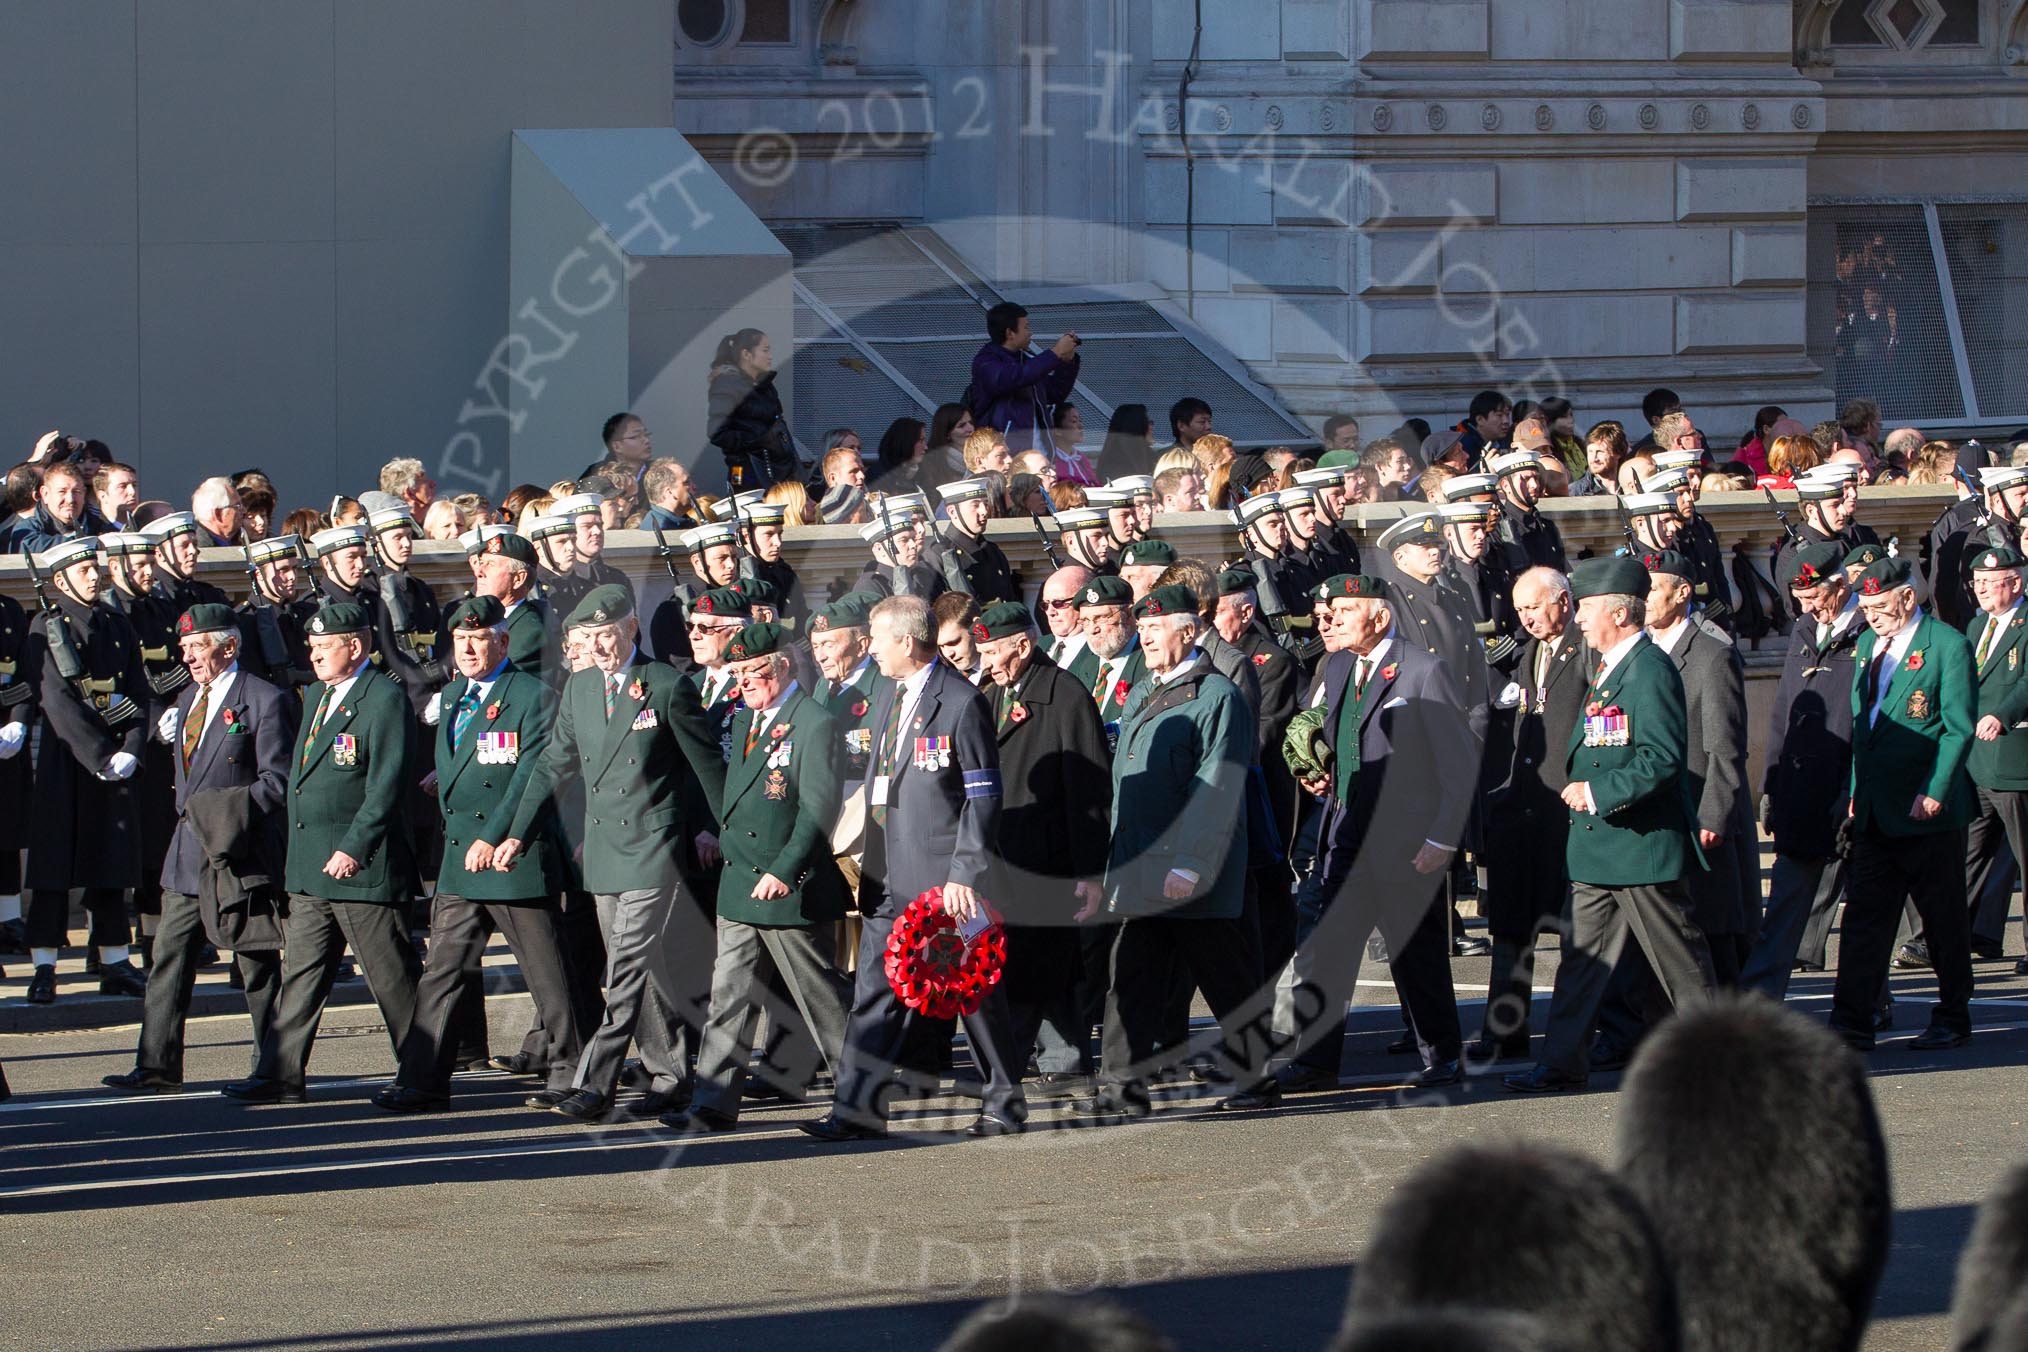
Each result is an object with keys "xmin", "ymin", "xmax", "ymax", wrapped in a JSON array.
[
  {"xmin": 254, "ymin": 895, "xmax": 421, "ymax": 1087},
  {"xmin": 1539, "ymin": 880, "xmax": 1715, "ymax": 1077},
  {"xmin": 573, "ymin": 884, "xmax": 706, "ymax": 1100},
  {"xmin": 135, "ymin": 890, "xmax": 281, "ymax": 1080},
  {"xmin": 691, "ymin": 918, "xmax": 851, "ymax": 1119},
  {"xmin": 1742, "ymin": 854, "xmax": 1847, "ymax": 999},
  {"xmin": 399, "ymin": 894, "xmax": 584, "ymax": 1095}
]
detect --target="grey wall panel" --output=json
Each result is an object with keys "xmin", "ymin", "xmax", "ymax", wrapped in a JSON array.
[
  {"xmin": 137, "ymin": 0, "xmax": 336, "ymax": 244},
  {"xmin": 0, "ymin": 1, "xmax": 137, "ymax": 246},
  {"xmin": 137, "ymin": 242, "xmax": 337, "ymax": 505},
  {"xmin": 0, "ymin": 244, "xmax": 141, "ymax": 460}
]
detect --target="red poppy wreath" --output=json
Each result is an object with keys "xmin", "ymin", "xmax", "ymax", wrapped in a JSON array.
[{"xmin": 884, "ymin": 887, "xmax": 1007, "ymax": 1019}]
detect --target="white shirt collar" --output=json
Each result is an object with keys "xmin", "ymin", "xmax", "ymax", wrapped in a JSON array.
[
  {"xmin": 1596, "ymin": 629, "xmax": 1646, "ymax": 679},
  {"xmin": 1155, "ymin": 650, "xmax": 1202, "ymax": 685},
  {"xmin": 1648, "ymin": 616, "xmax": 1691, "ymax": 656},
  {"xmin": 323, "ymin": 659, "xmax": 371, "ymax": 708},
  {"xmin": 1355, "ymin": 636, "xmax": 1394, "ymax": 672},
  {"xmin": 1881, "ymin": 607, "xmax": 1925, "ymax": 660}
]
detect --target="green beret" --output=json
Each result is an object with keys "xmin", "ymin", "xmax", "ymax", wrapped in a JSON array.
[
  {"xmin": 1855, "ymin": 557, "xmax": 1914, "ymax": 597},
  {"xmin": 1076, "ymin": 574, "xmax": 1136, "ymax": 610},
  {"xmin": 1131, "ymin": 583, "xmax": 1200, "ymax": 621},
  {"xmin": 1569, "ymin": 556, "xmax": 1650, "ymax": 602},
  {"xmin": 1282, "ymin": 706, "xmax": 1333, "ymax": 782},
  {"xmin": 723, "ymin": 621, "xmax": 786, "ymax": 662},
  {"xmin": 1785, "ymin": 542, "xmax": 1845, "ymax": 592},
  {"xmin": 445, "ymin": 595, "xmax": 506, "ymax": 631},
  {"xmin": 1315, "ymin": 573, "xmax": 1389, "ymax": 602},
  {"xmin": 972, "ymin": 601, "xmax": 1032, "ymax": 642},
  {"xmin": 734, "ymin": 577, "xmax": 780, "ymax": 608},
  {"xmin": 1637, "ymin": 548, "xmax": 1695, "ymax": 580},
  {"xmin": 1118, "ymin": 538, "xmax": 1176, "ymax": 569},
  {"xmin": 810, "ymin": 593, "xmax": 873, "ymax": 632},
  {"xmin": 565, "ymin": 583, "xmax": 634, "ymax": 629},
  {"xmin": 1315, "ymin": 450, "xmax": 1360, "ymax": 470},
  {"xmin": 176, "ymin": 603, "xmax": 237, "ymax": 638},
  {"xmin": 1841, "ymin": 542, "xmax": 1885, "ymax": 571},
  {"xmin": 481, "ymin": 533, "xmax": 536, "ymax": 567},
  {"xmin": 1217, "ymin": 564, "xmax": 1257, "ymax": 597},
  {"xmin": 1972, "ymin": 545, "xmax": 2026, "ymax": 572},
  {"xmin": 691, "ymin": 587, "xmax": 752, "ymax": 621},
  {"xmin": 307, "ymin": 601, "xmax": 371, "ymax": 636}
]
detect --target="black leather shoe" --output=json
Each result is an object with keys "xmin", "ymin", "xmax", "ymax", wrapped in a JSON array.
[
  {"xmin": 454, "ymin": 1055, "xmax": 493, "ymax": 1075},
  {"xmin": 221, "ymin": 1077, "xmax": 305, "ymax": 1103},
  {"xmin": 1413, "ymin": 1059, "xmax": 1464, "ymax": 1088},
  {"xmin": 798, "ymin": 1113, "xmax": 888, "ymax": 1142},
  {"xmin": 1029, "ymin": 1072, "xmax": 1091, "ymax": 1098},
  {"xmin": 1385, "ymin": 1032, "xmax": 1417, "ymax": 1055},
  {"xmin": 1971, "ymin": 939, "xmax": 2005, "ymax": 961},
  {"xmin": 85, "ymin": 948, "xmax": 101, "ymax": 976},
  {"xmin": 663, "ymin": 1104, "xmax": 738, "ymax": 1133},
  {"xmin": 1274, "ymin": 1064, "xmax": 1339, "ymax": 1093},
  {"xmin": 966, "ymin": 1112, "xmax": 1024, "ymax": 1137},
  {"xmin": 1587, "ymin": 1039, "xmax": 1633, "ymax": 1072},
  {"xmin": 1909, "ymin": 1026, "xmax": 1972, "ymax": 1051},
  {"xmin": 1074, "ymin": 1085, "xmax": 1152, "ymax": 1122},
  {"xmin": 98, "ymin": 960, "xmax": 148, "ymax": 997},
  {"xmin": 741, "ymin": 1077, "xmax": 808, "ymax": 1104},
  {"xmin": 524, "ymin": 1088, "xmax": 571, "ymax": 1108},
  {"xmin": 102, "ymin": 1068, "xmax": 185, "ymax": 1095},
  {"xmin": 0, "ymin": 917, "xmax": 25, "ymax": 954},
  {"xmin": 632, "ymin": 1082, "xmax": 694, "ymax": 1117},
  {"xmin": 2017, "ymin": 958, "xmax": 2028, "ymax": 977},
  {"xmin": 549, "ymin": 1089, "xmax": 613, "ymax": 1121},
  {"xmin": 1893, "ymin": 941, "xmax": 1931, "ymax": 970},
  {"xmin": 490, "ymin": 1053, "xmax": 544, "ymax": 1077},
  {"xmin": 374, "ymin": 1086, "xmax": 450, "ymax": 1113},
  {"xmin": 1503, "ymin": 1065, "xmax": 1586, "ymax": 1094},
  {"xmin": 1873, "ymin": 1007, "xmax": 1895, "ymax": 1033},
  {"xmin": 1451, "ymin": 935, "xmax": 1492, "ymax": 958},
  {"xmin": 1466, "ymin": 1034, "xmax": 1530, "ymax": 1062},
  {"xmin": 197, "ymin": 942, "xmax": 219, "ymax": 966},
  {"xmin": 1213, "ymin": 1081, "xmax": 1283, "ymax": 1112},
  {"xmin": 26, "ymin": 964, "xmax": 55, "ymax": 1004}
]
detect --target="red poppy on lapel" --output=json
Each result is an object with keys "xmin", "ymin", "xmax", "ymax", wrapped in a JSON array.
[
  {"xmin": 771, "ymin": 724, "xmax": 788, "ymax": 739},
  {"xmin": 1250, "ymin": 653, "xmax": 1269, "ymax": 667},
  {"xmin": 221, "ymin": 707, "xmax": 237, "ymax": 729},
  {"xmin": 484, "ymin": 702, "xmax": 500, "ymax": 721},
  {"xmin": 1379, "ymin": 663, "xmax": 1398, "ymax": 681},
  {"xmin": 1586, "ymin": 701, "xmax": 1603, "ymax": 716},
  {"xmin": 627, "ymin": 678, "xmax": 645, "ymax": 700},
  {"xmin": 851, "ymin": 700, "xmax": 868, "ymax": 718},
  {"xmin": 1008, "ymin": 703, "xmax": 1029, "ymax": 724},
  {"xmin": 1113, "ymin": 680, "xmax": 1130, "ymax": 707},
  {"xmin": 1905, "ymin": 650, "xmax": 1924, "ymax": 672}
]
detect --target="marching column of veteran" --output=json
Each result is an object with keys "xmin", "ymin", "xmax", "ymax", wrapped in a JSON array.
[
  {"xmin": 226, "ymin": 600, "xmax": 421, "ymax": 1103},
  {"xmin": 104, "ymin": 604, "xmax": 295, "ymax": 1094},
  {"xmin": 1829, "ymin": 556, "xmax": 1980, "ymax": 1052},
  {"xmin": 376, "ymin": 595, "xmax": 585, "ymax": 1113},
  {"xmin": 494, "ymin": 583, "xmax": 727, "ymax": 1121}
]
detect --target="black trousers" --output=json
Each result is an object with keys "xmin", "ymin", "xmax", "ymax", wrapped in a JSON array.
[
  {"xmin": 1832, "ymin": 827, "xmax": 1975, "ymax": 1044},
  {"xmin": 1101, "ymin": 913, "xmax": 1274, "ymax": 1095},
  {"xmin": 27, "ymin": 887, "xmax": 128, "ymax": 950},
  {"xmin": 1966, "ymin": 785, "xmax": 2028, "ymax": 948},
  {"xmin": 134, "ymin": 891, "xmax": 281, "ymax": 1080},
  {"xmin": 517, "ymin": 889, "xmax": 608, "ymax": 1066},
  {"xmin": 1293, "ymin": 879, "xmax": 1461, "ymax": 1074},
  {"xmin": 399, "ymin": 894, "xmax": 584, "ymax": 1095},
  {"xmin": 253, "ymin": 895, "xmax": 422, "ymax": 1087}
]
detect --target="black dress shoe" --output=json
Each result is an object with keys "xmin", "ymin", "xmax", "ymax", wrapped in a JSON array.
[
  {"xmin": 1972, "ymin": 940, "xmax": 2006, "ymax": 961},
  {"xmin": 549, "ymin": 1089, "xmax": 613, "ymax": 1121},
  {"xmin": 1075, "ymin": 1085, "xmax": 1153, "ymax": 1122},
  {"xmin": 524, "ymin": 1088, "xmax": 571, "ymax": 1108},
  {"xmin": 1503, "ymin": 1064, "xmax": 1586, "ymax": 1094},
  {"xmin": 454, "ymin": 1055, "xmax": 493, "ymax": 1075},
  {"xmin": 1466, "ymin": 1034, "xmax": 1530, "ymax": 1063},
  {"xmin": 0, "ymin": 917, "xmax": 26, "ymax": 954},
  {"xmin": 1909, "ymin": 1026, "xmax": 1972, "ymax": 1051},
  {"xmin": 1412, "ymin": 1059, "xmax": 1464, "ymax": 1088},
  {"xmin": 85, "ymin": 948, "xmax": 101, "ymax": 976},
  {"xmin": 798, "ymin": 1113, "xmax": 888, "ymax": 1142},
  {"xmin": 490, "ymin": 1053, "xmax": 544, "ymax": 1077},
  {"xmin": 102, "ymin": 1068, "xmax": 185, "ymax": 1095},
  {"xmin": 1213, "ymin": 1081, "xmax": 1282, "ymax": 1112},
  {"xmin": 630, "ymin": 1085, "xmax": 693, "ymax": 1117},
  {"xmin": 618, "ymin": 1061, "xmax": 648, "ymax": 1089},
  {"xmin": 1451, "ymin": 936, "xmax": 1492, "ymax": 958},
  {"xmin": 663, "ymin": 1104, "xmax": 738, "ymax": 1132},
  {"xmin": 740, "ymin": 1077, "xmax": 808, "ymax": 1104},
  {"xmin": 1385, "ymin": 1032, "xmax": 1417, "ymax": 1055},
  {"xmin": 1587, "ymin": 1039, "xmax": 1633, "ymax": 1072},
  {"xmin": 0, "ymin": 1062, "xmax": 9, "ymax": 1102},
  {"xmin": 966, "ymin": 1112, "xmax": 1024, "ymax": 1137},
  {"xmin": 226, "ymin": 964, "xmax": 245, "ymax": 991},
  {"xmin": 1029, "ymin": 1072, "xmax": 1091, "ymax": 1098},
  {"xmin": 1274, "ymin": 1064, "xmax": 1339, "ymax": 1093},
  {"xmin": 198, "ymin": 942, "xmax": 219, "ymax": 966},
  {"xmin": 98, "ymin": 960, "xmax": 148, "ymax": 998},
  {"xmin": 1893, "ymin": 941, "xmax": 1931, "ymax": 970},
  {"xmin": 1873, "ymin": 1007, "xmax": 1895, "ymax": 1033},
  {"xmin": 221, "ymin": 1077, "xmax": 305, "ymax": 1103},
  {"xmin": 26, "ymin": 964, "xmax": 55, "ymax": 1004},
  {"xmin": 374, "ymin": 1086, "xmax": 451, "ymax": 1113}
]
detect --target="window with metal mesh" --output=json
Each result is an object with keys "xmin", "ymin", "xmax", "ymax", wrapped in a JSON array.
[
  {"xmin": 1808, "ymin": 205, "xmax": 1965, "ymax": 422},
  {"xmin": 1938, "ymin": 204, "xmax": 2028, "ymax": 419}
]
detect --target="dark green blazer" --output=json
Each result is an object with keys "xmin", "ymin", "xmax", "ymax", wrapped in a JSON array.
[
  {"xmin": 435, "ymin": 668, "xmax": 559, "ymax": 902},
  {"xmin": 1850, "ymin": 613, "xmax": 1976, "ymax": 834},
  {"xmin": 1064, "ymin": 640, "xmax": 1149, "ymax": 726},
  {"xmin": 716, "ymin": 689, "xmax": 846, "ymax": 925},
  {"xmin": 509, "ymin": 652, "xmax": 726, "ymax": 893},
  {"xmin": 1968, "ymin": 603, "xmax": 2028, "ymax": 791},
  {"xmin": 816, "ymin": 661, "xmax": 892, "ymax": 781},
  {"xmin": 1564, "ymin": 634, "xmax": 1698, "ymax": 888},
  {"xmin": 284, "ymin": 666, "xmax": 415, "ymax": 903}
]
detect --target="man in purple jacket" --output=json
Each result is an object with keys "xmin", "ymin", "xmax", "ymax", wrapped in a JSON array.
[{"xmin": 969, "ymin": 303, "xmax": 1081, "ymax": 453}]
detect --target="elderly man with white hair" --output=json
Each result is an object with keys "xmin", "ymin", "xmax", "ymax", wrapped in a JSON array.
[{"xmin": 191, "ymin": 477, "xmax": 244, "ymax": 548}]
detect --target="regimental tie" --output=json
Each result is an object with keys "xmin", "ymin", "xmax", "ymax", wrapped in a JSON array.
[
  {"xmin": 605, "ymin": 671, "xmax": 621, "ymax": 720},
  {"xmin": 1977, "ymin": 617, "xmax": 1999, "ymax": 673},
  {"xmin": 450, "ymin": 686, "xmax": 479, "ymax": 750},
  {"xmin": 744, "ymin": 711, "xmax": 764, "ymax": 759},
  {"xmin": 182, "ymin": 683, "xmax": 208, "ymax": 771},
  {"xmin": 302, "ymin": 684, "xmax": 332, "ymax": 766},
  {"xmin": 870, "ymin": 691, "xmax": 907, "ymax": 827},
  {"xmin": 1090, "ymin": 659, "xmax": 1110, "ymax": 705}
]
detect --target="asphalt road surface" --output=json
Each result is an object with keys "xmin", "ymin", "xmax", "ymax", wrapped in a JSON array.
[{"xmin": 2, "ymin": 947, "xmax": 2025, "ymax": 1350}]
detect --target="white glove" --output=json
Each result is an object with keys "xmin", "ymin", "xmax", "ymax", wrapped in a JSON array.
[
  {"xmin": 156, "ymin": 707, "xmax": 180, "ymax": 744},
  {"xmin": 423, "ymin": 690, "xmax": 443, "ymax": 727},
  {"xmin": 104, "ymin": 751, "xmax": 139, "ymax": 781},
  {"xmin": 0, "ymin": 722, "xmax": 23, "ymax": 759},
  {"xmin": 1494, "ymin": 680, "xmax": 1523, "ymax": 711}
]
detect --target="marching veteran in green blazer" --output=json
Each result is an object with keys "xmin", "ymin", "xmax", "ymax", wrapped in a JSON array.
[
  {"xmin": 1962, "ymin": 545, "xmax": 2028, "ymax": 960},
  {"xmin": 667, "ymin": 620, "xmax": 853, "ymax": 1133},
  {"xmin": 1830, "ymin": 554, "xmax": 1979, "ymax": 1051},
  {"xmin": 227, "ymin": 600, "xmax": 421, "ymax": 1103}
]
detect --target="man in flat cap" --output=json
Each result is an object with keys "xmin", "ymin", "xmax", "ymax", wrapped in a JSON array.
[
  {"xmin": 495, "ymin": 584, "xmax": 727, "ymax": 1120},
  {"xmin": 375, "ymin": 596, "xmax": 586, "ymax": 1112},
  {"xmin": 1829, "ymin": 556, "xmax": 1977, "ymax": 1051},
  {"xmin": 668, "ymin": 621, "xmax": 853, "ymax": 1131},
  {"xmin": 1506, "ymin": 556, "xmax": 1715, "ymax": 1093},
  {"xmin": 104, "ymin": 604, "xmax": 296, "ymax": 1094},
  {"xmin": 226, "ymin": 600, "xmax": 421, "ymax": 1101},
  {"xmin": 20, "ymin": 535, "xmax": 151, "ymax": 1003}
]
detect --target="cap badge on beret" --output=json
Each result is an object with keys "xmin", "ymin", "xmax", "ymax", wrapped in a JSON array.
[
  {"xmin": 1861, "ymin": 576, "xmax": 1882, "ymax": 596},
  {"xmin": 970, "ymin": 622, "xmax": 990, "ymax": 642},
  {"xmin": 177, "ymin": 614, "xmax": 193, "ymax": 634},
  {"xmin": 1142, "ymin": 595, "xmax": 1165, "ymax": 615},
  {"xmin": 695, "ymin": 596, "xmax": 714, "ymax": 614}
]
